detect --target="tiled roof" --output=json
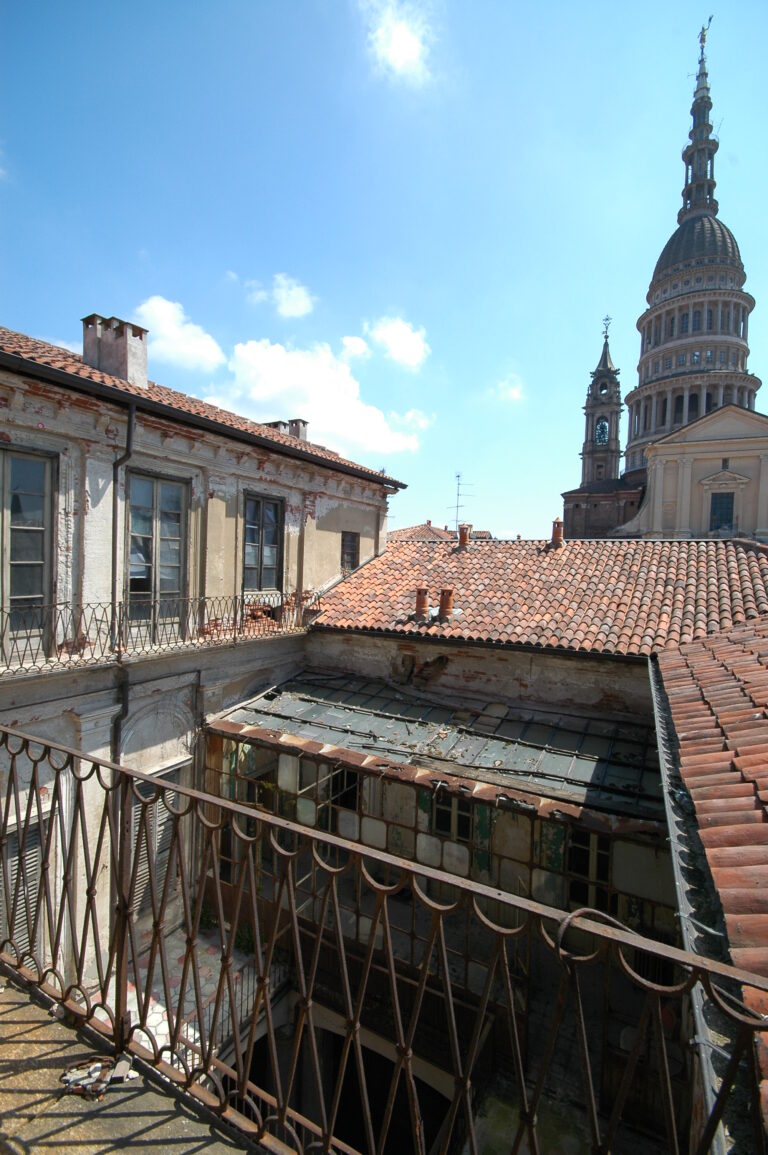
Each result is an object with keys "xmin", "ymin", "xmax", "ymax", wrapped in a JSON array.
[
  {"xmin": 314, "ymin": 538, "xmax": 768, "ymax": 657},
  {"xmin": 0, "ymin": 326, "xmax": 404, "ymax": 488},
  {"xmin": 388, "ymin": 523, "xmax": 456, "ymax": 541},
  {"xmin": 657, "ymin": 621, "xmax": 768, "ymax": 1106}
]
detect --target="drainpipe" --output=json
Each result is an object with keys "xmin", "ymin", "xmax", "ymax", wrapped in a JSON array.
[{"xmin": 111, "ymin": 404, "xmax": 135, "ymax": 652}]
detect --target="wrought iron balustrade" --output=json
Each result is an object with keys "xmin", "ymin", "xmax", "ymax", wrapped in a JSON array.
[
  {"xmin": 0, "ymin": 591, "xmax": 319, "ymax": 675},
  {"xmin": 1, "ymin": 725, "xmax": 767, "ymax": 1154}
]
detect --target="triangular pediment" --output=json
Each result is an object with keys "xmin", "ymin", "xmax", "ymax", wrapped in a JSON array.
[
  {"xmin": 699, "ymin": 468, "xmax": 751, "ymax": 490},
  {"xmin": 655, "ymin": 405, "xmax": 768, "ymax": 446}
]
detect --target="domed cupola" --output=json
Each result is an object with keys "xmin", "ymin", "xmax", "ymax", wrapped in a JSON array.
[{"xmin": 624, "ymin": 22, "xmax": 760, "ymax": 475}]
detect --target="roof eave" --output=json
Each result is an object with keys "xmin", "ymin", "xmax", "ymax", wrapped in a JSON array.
[{"xmin": 0, "ymin": 348, "xmax": 407, "ymax": 491}]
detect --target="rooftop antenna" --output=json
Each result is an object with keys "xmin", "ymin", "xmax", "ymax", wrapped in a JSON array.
[{"xmin": 449, "ymin": 471, "xmax": 474, "ymax": 532}]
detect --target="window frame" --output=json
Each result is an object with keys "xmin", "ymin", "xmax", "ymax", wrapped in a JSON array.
[
  {"xmin": 710, "ymin": 491, "xmax": 734, "ymax": 533},
  {"xmin": 432, "ymin": 794, "xmax": 472, "ymax": 844},
  {"xmin": 126, "ymin": 470, "xmax": 189, "ymax": 632},
  {"xmin": 340, "ymin": 531, "xmax": 360, "ymax": 575},
  {"xmin": 1, "ymin": 449, "xmax": 55, "ymax": 649},
  {"xmin": 242, "ymin": 492, "xmax": 284, "ymax": 594}
]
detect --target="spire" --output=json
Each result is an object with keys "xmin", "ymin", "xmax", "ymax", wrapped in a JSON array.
[
  {"xmin": 678, "ymin": 19, "xmax": 719, "ymax": 224},
  {"xmin": 592, "ymin": 315, "xmax": 617, "ymax": 375}
]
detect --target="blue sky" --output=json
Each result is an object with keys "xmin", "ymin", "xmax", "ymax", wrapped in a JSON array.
[{"xmin": 2, "ymin": 1, "xmax": 766, "ymax": 538}]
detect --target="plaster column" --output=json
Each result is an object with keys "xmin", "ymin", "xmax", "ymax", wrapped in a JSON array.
[
  {"xmin": 675, "ymin": 458, "xmax": 693, "ymax": 536},
  {"xmin": 683, "ymin": 386, "xmax": 691, "ymax": 424},
  {"xmin": 651, "ymin": 459, "xmax": 664, "ymax": 534},
  {"xmin": 757, "ymin": 454, "xmax": 768, "ymax": 540},
  {"xmin": 700, "ymin": 384, "xmax": 707, "ymax": 416},
  {"xmin": 666, "ymin": 389, "xmax": 673, "ymax": 429},
  {"xmin": 717, "ymin": 383, "xmax": 725, "ymax": 407},
  {"xmin": 651, "ymin": 394, "xmax": 658, "ymax": 431}
]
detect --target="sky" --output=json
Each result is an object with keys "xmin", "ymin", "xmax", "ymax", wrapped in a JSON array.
[{"xmin": 2, "ymin": 1, "xmax": 767, "ymax": 539}]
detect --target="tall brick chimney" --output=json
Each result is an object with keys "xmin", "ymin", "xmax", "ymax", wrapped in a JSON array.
[{"xmin": 82, "ymin": 315, "xmax": 148, "ymax": 388}]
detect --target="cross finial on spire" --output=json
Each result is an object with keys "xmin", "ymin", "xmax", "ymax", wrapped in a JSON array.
[{"xmin": 602, "ymin": 315, "xmax": 612, "ymax": 339}]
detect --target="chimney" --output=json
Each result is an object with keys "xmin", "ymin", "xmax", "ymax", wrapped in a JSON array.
[
  {"xmin": 288, "ymin": 418, "xmax": 308, "ymax": 441},
  {"xmin": 438, "ymin": 588, "xmax": 454, "ymax": 619},
  {"xmin": 82, "ymin": 314, "xmax": 148, "ymax": 388},
  {"xmin": 415, "ymin": 587, "xmax": 429, "ymax": 618},
  {"xmin": 265, "ymin": 419, "xmax": 290, "ymax": 434},
  {"xmin": 551, "ymin": 517, "xmax": 564, "ymax": 549},
  {"xmin": 426, "ymin": 519, "xmax": 431, "ymax": 526},
  {"xmin": 458, "ymin": 523, "xmax": 470, "ymax": 547}
]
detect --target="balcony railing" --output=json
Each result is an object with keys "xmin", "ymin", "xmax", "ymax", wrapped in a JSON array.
[
  {"xmin": 1, "ymin": 725, "xmax": 767, "ymax": 1153},
  {"xmin": 0, "ymin": 591, "xmax": 319, "ymax": 675}
]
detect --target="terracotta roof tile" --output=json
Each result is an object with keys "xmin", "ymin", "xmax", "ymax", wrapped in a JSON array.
[
  {"xmin": 314, "ymin": 538, "xmax": 768, "ymax": 658},
  {"xmin": 0, "ymin": 325, "xmax": 403, "ymax": 489}
]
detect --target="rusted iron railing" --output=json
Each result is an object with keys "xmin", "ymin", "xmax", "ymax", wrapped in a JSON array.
[
  {"xmin": 1, "ymin": 725, "xmax": 767, "ymax": 1153},
  {"xmin": 0, "ymin": 592, "xmax": 319, "ymax": 675}
]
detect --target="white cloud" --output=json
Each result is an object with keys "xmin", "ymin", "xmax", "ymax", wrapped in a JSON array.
[
  {"xmin": 224, "ymin": 270, "xmax": 239, "ymax": 283},
  {"xmin": 245, "ymin": 279, "xmax": 269, "ymax": 305},
  {"xmin": 365, "ymin": 2, "xmax": 431, "ymax": 84},
  {"xmin": 341, "ymin": 335, "xmax": 371, "ymax": 361},
  {"xmin": 272, "ymin": 273, "xmax": 315, "ymax": 318},
  {"xmin": 226, "ymin": 338, "xmax": 422, "ymax": 455},
  {"xmin": 493, "ymin": 374, "xmax": 525, "ymax": 403},
  {"xmin": 367, "ymin": 315, "xmax": 430, "ymax": 369},
  {"xmin": 134, "ymin": 296, "xmax": 226, "ymax": 373}
]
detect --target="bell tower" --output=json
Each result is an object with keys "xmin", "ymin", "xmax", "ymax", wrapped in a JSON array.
[{"xmin": 580, "ymin": 318, "xmax": 623, "ymax": 485}]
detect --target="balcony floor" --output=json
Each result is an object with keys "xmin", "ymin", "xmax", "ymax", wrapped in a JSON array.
[{"xmin": 0, "ymin": 970, "xmax": 256, "ymax": 1154}]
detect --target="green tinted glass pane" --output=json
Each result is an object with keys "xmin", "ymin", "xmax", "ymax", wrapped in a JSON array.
[
  {"xmin": 245, "ymin": 544, "xmax": 260, "ymax": 566},
  {"xmin": 243, "ymin": 567, "xmax": 259, "ymax": 590},
  {"xmin": 10, "ymin": 457, "xmax": 45, "ymax": 494},
  {"xmin": 262, "ymin": 568, "xmax": 276, "ymax": 588},
  {"xmin": 10, "ymin": 564, "xmax": 44, "ymax": 597},
  {"xmin": 10, "ymin": 492, "xmax": 44, "ymax": 527},
  {"xmin": 160, "ymin": 483, "xmax": 183, "ymax": 513},
  {"xmin": 130, "ymin": 476, "xmax": 154, "ymax": 507},
  {"xmin": 10, "ymin": 528, "xmax": 44, "ymax": 561},
  {"xmin": 262, "ymin": 546, "xmax": 277, "ymax": 567}
]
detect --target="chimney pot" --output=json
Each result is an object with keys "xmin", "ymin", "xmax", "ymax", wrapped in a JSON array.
[
  {"xmin": 438, "ymin": 588, "xmax": 454, "ymax": 619},
  {"xmin": 82, "ymin": 314, "xmax": 148, "ymax": 388},
  {"xmin": 551, "ymin": 517, "xmax": 564, "ymax": 548},
  {"xmin": 426, "ymin": 519, "xmax": 431, "ymax": 526},
  {"xmin": 288, "ymin": 417, "xmax": 308, "ymax": 441},
  {"xmin": 458, "ymin": 523, "xmax": 470, "ymax": 547},
  {"xmin": 415, "ymin": 586, "xmax": 429, "ymax": 617}
]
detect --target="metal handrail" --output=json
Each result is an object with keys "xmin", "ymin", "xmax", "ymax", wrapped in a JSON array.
[{"xmin": 1, "ymin": 724, "xmax": 766, "ymax": 1154}]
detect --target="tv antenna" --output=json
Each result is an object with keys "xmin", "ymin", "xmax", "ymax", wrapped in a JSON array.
[{"xmin": 449, "ymin": 472, "xmax": 474, "ymax": 532}]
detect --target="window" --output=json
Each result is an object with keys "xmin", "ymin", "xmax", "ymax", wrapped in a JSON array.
[
  {"xmin": 706, "ymin": 309, "xmax": 713, "ymax": 331},
  {"xmin": 341, "ymin": 531, "xmax": 360, "ymax": 575},
  {"xmin": 710, "ymin": 492, "xmax": 734, "ymax": 533},
  {"xmin": 243, "ymin": 495, "xmax": 282, "ymax": 591},
  {"xmin": 1, "ymin": 452, "xmax": 53, "ymax": 634},
  {"xmin": 705, "ymin": 348, "xmax": 713, "ymax": 364},
  {"xmin": 128, "ymin": 474, "xmax": 186, "ymax": 620},
  {"xmin": 594, "ymin": 417, "xmax": 609, "ymax": 445},
  {"xmin": 666, "ymin": 316, "xmax": 675, "ymax": 339},
  {"xmin": 673, "ymin": 395, "xmax": 684, "ymax": 424},
  {"xmin": 692, "ymin": 350, "xmax": 701, "ymax": 365},
  {"xmin": 664, "ymin": 356, "xmax": 672, "ymax": 370},
  {"xmin": 677, "ymin": 353, "xmax": 686, "ymax": 367},
  {"xmin": 433, "ymin": 794, "xmax": 472, "ymax": 843},
  {"xmin": 567, "ymin": 828, "xmax": 615, "ymax": 914},
  {"xmin": 132, "ymin": 769, "xmax": 182, "ymax": 914},
  {"xmin": 719, "ymin": 350, "xmax": 727, "ymax": 365},
  {"xmin": 680, "ymin": 314, "xmax": 689, "ymax": 334},
  {"xmin": 722, "ymin": 458, "xmax": 729, "ymax": 470},
  {"xmin": 0, "ymin": 824, "xmax": 42, "ymax": 956},
  {"xmin": 692, "ymin": 311, "xmax": 701, "ymax": 332}
]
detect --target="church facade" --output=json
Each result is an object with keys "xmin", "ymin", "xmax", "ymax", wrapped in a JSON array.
[{"xmin": 563, "ymin": 27, "xmax": 763, "ymax": 540}]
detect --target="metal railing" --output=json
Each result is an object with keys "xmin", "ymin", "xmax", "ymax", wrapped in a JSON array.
[
  {"xmin": 1, "ymin": 725, "xmax": 767, "ymax": 1153},
  {"xmin": 0, "ymin": 591, "xmax": 320, "ymax": 675}
]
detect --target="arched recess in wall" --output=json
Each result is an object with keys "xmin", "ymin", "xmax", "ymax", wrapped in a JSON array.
[{"xmin": 121, "ymin": 697, "xmax": 196, "ymax": 776}]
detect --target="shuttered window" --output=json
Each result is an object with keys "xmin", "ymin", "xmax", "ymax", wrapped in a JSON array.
[
  {"xmin": 0, "ymin": 824, "xmax": 42, "ymax": 957},
  {"xmin": 132, "ymin": 769, "xmax": 183, "ymax": 914}
]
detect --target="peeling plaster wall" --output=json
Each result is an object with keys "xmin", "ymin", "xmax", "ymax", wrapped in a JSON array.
[{"xmin": 305, "ymin": 633, "xmax": 653, "ymax": 719}]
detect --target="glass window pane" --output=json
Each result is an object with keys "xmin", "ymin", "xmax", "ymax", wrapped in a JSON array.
[
  {"xmin": 10, "ymin": 564, "xmax": 44, "ymax": 598},
  {"xmin": 160, "ymin": 483, "xmax": 183, "ymax": 513},
  {"xmin": 10, "ymin": 492, "xmax": 45, "ymax": 527},
  {"xmin": 264, "ymin": 503, "xmax": 278, "ymax": 526},
  {"xmin": 246, "ymin": 498, "xmax": 260, "ymax": 523},
  {"xmin": 160, "ymin": 511, "xmax": 181, "ymax": 538},
  {"xmin": 160, "ymin": 539, "xmax": 180, "ymax": 564},
  {"xmin": 245, "ymin": 524, "xmax": 260, "ymax": 545},
  {"xmin": 130, "ymin": 508, "xmax": 153, "ymax": 535},
  {"xmin": 262, "ymin": 546, "xmax": 277, "ymax": 567},
  {"xmin": 130, "ymin": 537, "xmax": 152, "ymax": 565},
  {"xmin": 10, "ymin": 457, "xmax": 46, "ymax": 495},
  {"xmin": 159, "ymin": 566, "xmax": 181, "ymax": 592},
  {"xmin": 243, "ymin": 567, "xmax": 259, "ymax": 590},
  {"xmin": 10, "ymin": 529, "xmax": 44, "ymax": 561},
  {"xmin": 261, "ymin": 567, "xmax": 276, "ymax": 588},
  {"xmin": 245, "ymin": 544, "xmax": 260, "ymax": 567},
  {"xmin": 130, "ymin": 476, "xmax": 154, "ymax": 508}
]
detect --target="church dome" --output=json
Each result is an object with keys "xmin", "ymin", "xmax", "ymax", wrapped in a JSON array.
[{"xmin": 651, "ymin": 213, "xmax": 743, "ymax": 285}]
